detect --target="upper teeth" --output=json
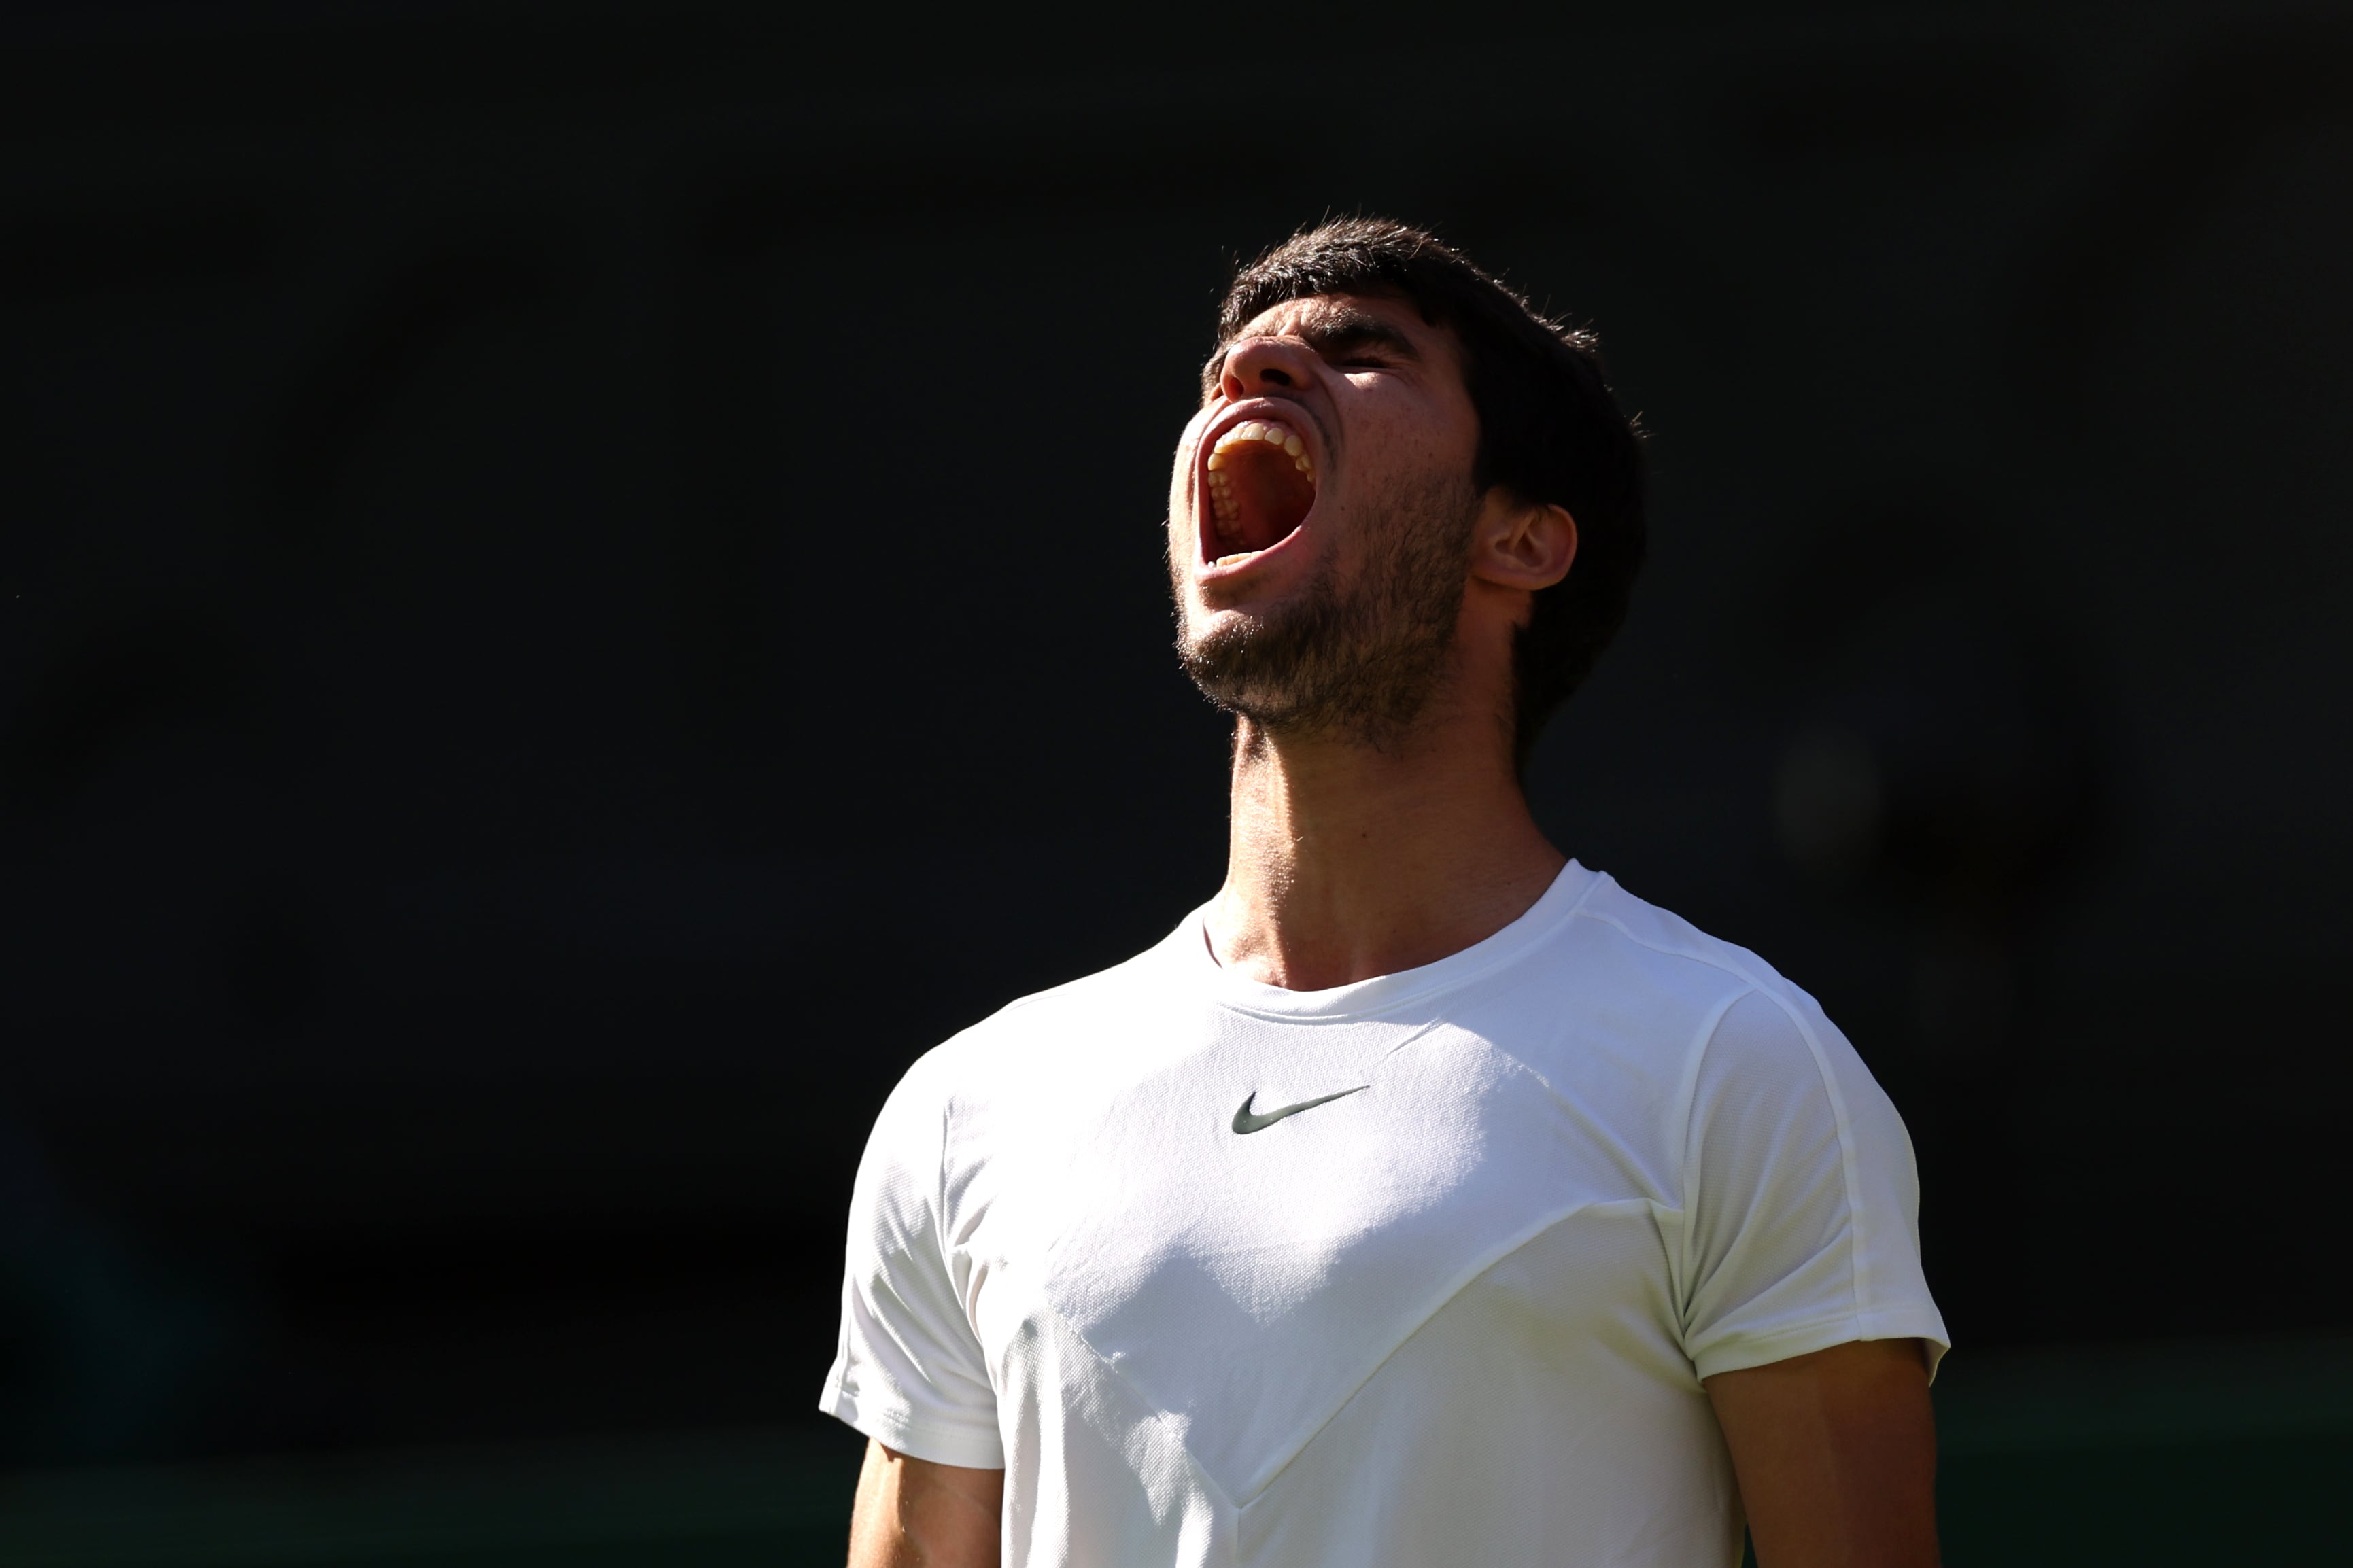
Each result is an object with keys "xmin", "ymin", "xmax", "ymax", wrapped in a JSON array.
[{"xmin": 1204, "ymin": 419, "xmax": 1316, "ymax": 536}]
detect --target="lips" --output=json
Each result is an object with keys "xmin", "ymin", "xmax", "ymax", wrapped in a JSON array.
[{"xmin": 1200, "ymin": 413, "xmax": 1319, "ymax": 568}]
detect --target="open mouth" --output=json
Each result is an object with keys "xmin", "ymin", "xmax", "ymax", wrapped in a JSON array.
[{"xmin": 1203, "ymin": 417, "xmax": 1318, "ymax": 566}]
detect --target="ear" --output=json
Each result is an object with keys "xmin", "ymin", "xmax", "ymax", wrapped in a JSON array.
[{"xmin": 1469, "ymin": 490, "xmax": 1577, "ymax": 595}]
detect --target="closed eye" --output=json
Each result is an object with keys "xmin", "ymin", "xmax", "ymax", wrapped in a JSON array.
[{"xmin": 1303, "ymin": 316, "xmax": 1421, "ymax": 370}]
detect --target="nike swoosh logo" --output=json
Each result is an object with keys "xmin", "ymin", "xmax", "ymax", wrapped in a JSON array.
[{"xmin": 1231, "ymin": 1085, "xmax": 1369, "ymax": 1135}]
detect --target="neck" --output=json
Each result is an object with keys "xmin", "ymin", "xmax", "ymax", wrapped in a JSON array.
[{"xmin": 1204, "ymin": 687, "xmax": 1566, "ymax": 992}]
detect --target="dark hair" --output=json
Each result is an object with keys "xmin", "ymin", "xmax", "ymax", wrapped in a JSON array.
[{"xmin": 1216, "ymin": 217, "xmax": 1647, "ymax": 771}]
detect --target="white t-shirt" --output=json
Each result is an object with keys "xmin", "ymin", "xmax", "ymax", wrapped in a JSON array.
[{"xmin": 821, "ymin": 863, "xmax": 1946, "ymax": 1567}]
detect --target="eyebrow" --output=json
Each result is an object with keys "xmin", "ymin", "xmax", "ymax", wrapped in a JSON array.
[
  {"xmin": 1201, "ymin": 306, "xmax": 1424, "ymax": 393},
  {"xmin": 1299, "ymin": 311, "xmax": 1423, "ymax": 362}
]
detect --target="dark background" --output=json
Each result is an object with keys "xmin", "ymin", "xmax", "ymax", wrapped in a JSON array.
[{"xmin": 3, "ymin": 0, "xmax": 2350, "ymax": 1558}]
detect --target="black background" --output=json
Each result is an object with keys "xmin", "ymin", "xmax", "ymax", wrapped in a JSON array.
[{"xmin": 4, "ymin": 0, "xmax": 2349, "ymax": 1471}]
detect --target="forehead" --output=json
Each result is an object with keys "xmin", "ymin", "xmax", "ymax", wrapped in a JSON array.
[{"xmin": 1229, "ymin": 290, "xmax": 1451, "ymax": 354}]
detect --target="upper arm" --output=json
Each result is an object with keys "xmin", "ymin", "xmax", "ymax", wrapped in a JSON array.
[
  {"xmin": 1704, "ymin": 1338, "xmax": 1939, "ymax": 1568},
  {"xmin": 848, "ymin": 1440, "xmax": 1004, "ymax": 1568}
]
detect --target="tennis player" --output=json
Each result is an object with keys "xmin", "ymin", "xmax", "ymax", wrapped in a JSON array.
[{"xmin": 822, "ymin": 219, "xmax": 1946, "ymax": 1567}]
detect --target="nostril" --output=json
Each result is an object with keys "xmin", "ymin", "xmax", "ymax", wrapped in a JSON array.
[{"xmin": 1261, "ymin": 368, "xmax": 1295, "ymax": 387}]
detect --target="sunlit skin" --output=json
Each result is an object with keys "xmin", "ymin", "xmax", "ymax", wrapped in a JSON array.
[
  {"xmin": 848, "ymin": 1442, "xmax": 1002, "ymax": 1568},
  {"xmin": 1172, "ymin": 292, "xmax": 1577, "ymax": 992},
  {"xmin": 844, "ymin": 292, "xmax": 1940, "ymax": 1568},
  {"xmin": 1710, "ymin": 1339, "xmax": 1941, "ymax": 1567}
]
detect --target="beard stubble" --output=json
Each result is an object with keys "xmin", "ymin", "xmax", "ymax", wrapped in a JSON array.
[{"xmin": 1172, "ymin": 472, "xmax": 1479, "ymax": 750}]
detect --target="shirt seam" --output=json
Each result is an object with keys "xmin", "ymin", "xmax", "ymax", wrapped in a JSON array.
[
  {"xmin": 1758, "ymin": 986, "xmax": 1875, "ymax": 1330},
  {"xmin": 1568, "ymin": 902, "xmax": 1785, "ymax": 993},
  {"xmin": 1690, "ymin": 986, "xmax": 1874, "ymax": 1334},
  {"xmin": 932, "ymin": 1083, "xmax": 963, "ymax": 1357},
  {"xmin": 1048, "ymin": 1196, "xmax": 1655, "ymax": 1512},
  {"xmin": 1672, "ymin": 985, "xmax": 1759, "ymax": 1342},
  {"xmin": 1573, "ymin": 900, "xmax": 1889, "ymax": 1349},
  {"xmin": 1232, "ymin": 1196, "xmax": 1662, "ymax": 1508},
  {"xmin": 1573, "ymin": 899, "xmax": 1883, "ymax": 1328},
  {"xmin": 1039, "ymin": 1298, "xmax": 1242, "ymax": 1514}
]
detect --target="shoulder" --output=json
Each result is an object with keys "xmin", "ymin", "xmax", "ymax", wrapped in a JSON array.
[
  {"xmin": 857, "ymin": 921, "xmax": 1204, "ymax": 1214},
  {"xmin": 1562, "ymin": 875, "xmax": 1808, "ymax": 1006},
  {"xmin": 1563, "ymin": 875, "xmax": 1849, "ymax": 1039},
  {"xmin": 884, "ymin": 915, "xmax": 1203, "ymax": 1113},
  {"xmin": 1568, "ymin": 882, "xmax": 1908, "ymax": 1202},
  {"xmin": 1526, "ymin": 871, "xmax": 1855, "ymax": 1093}
]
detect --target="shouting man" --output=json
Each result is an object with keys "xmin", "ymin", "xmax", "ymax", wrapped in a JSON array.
[{"xmin": 821, "ymin": 220, "xmax": 1947, "ymax": 1567}]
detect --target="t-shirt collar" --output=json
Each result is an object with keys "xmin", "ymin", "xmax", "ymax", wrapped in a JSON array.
[{"xmin": 1176, "ymin": 860, "xmax": 1602, "ymax": 1022}]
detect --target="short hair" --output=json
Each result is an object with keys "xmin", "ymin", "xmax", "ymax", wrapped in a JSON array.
[{"xmin": 1215, "ymin": 218, "xmax": 1648, "ymax": 771}]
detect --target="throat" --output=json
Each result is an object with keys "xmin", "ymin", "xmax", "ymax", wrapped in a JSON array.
[{"xmin": 1209, "ymin": 722, "xmax": 1567, "ymax": 992}]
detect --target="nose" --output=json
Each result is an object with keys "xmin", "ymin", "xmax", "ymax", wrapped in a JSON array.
[{"xmin": 1219, "ymin": 333, "xmax": 1316, "ymax": 401}]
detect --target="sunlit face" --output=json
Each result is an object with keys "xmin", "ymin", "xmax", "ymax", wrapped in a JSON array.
[{"xmin": 1166, "ymin": 292, "xmax": 1485, "ymax": 741}]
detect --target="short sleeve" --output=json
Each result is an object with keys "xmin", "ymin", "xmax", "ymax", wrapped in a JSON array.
[
  {"xmin": 1677, "ymin": 987, "xmax": 1949, "ymax": 1382},
  {"xmin": 819, "ymin": 1055, "xmax": 1005, "ymax": 1468}
]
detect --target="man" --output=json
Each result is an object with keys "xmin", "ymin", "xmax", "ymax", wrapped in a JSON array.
[{"xmin": 821, "ymin": 219, "xmax": 1946, "ymax": 1567}]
